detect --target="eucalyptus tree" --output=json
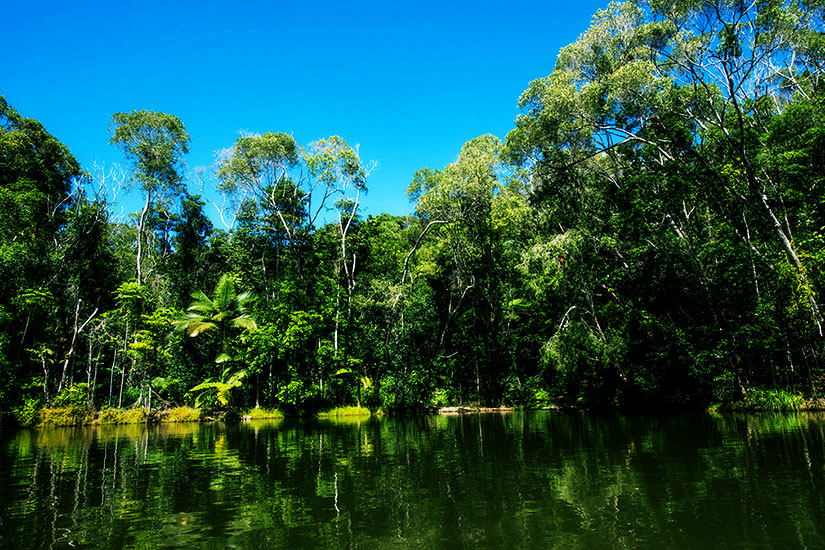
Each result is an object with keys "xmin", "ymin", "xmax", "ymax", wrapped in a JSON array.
[
  {"xmin": 110, "ymin": 110, "xmax": 190, "ymax": 283},
  {"xmin": 217, "ymin": 133, "xmax": 369, "ymax": 318},
  {"xmin": 217, "ymin": 133, "xmax": 368, "ymax": 241},
  {"xmin": 216, "ymin": 132, "xmax": 302, "ymax": 242},
  {"xmin": 320, "ymin": 138, "xmax": 369, "ymax": 356},
  {"xmin": 405, "ymin": 135, "xmax": 531, "ymax": 402},
  {"xmin": 407, "ymin": 135, "xmax": 503, "ymax": 340},
  {"xmin": 505, "ymin": 0, "xmax": 825, "ymax": 399}
]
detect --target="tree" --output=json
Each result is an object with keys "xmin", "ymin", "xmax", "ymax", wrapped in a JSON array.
[
  {"xmin": 167, "ymin": 194, "xmax": 215, "ymax": 308},
  {"xmin": 176, "ymin": 274, "xmax": 257, "ymax": 370},
  {"xmin": 216, "ymin": 132, "xmax": 302, "ymax": 241},
  {"xmin": 504, "ymin": 0, "xmax": 825, "ymax": 401},
  {"xmin": 110, "ymin": 110, "xmax": 190, "ymax": 283},
  {"xmin": 0, "ymin": 96, "xmax": 88, "ymax": 416},
  {"xmin": 405, "ymin": 135, "xmax": 532, "ymax": 403},
  {"xmin": 507, "ymin": 0, "xmax": 825, "ymax": 326},
  {"xmin": 217, "ymin": 133, "xmax": 369, "ymax": 247}
]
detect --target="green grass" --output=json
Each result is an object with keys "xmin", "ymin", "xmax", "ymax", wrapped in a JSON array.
[
  {"xmin": 159, "ymin": 406, "xmax": 201, "ymax": 422},
  {"xmin": 743, "ymin": 388, "xmax": 804, "ymax": 411},
  {"xmin": 317, "ymin": 405, "xmax": 372, "ymax": 417},
  {"xmin": 97, "ymin": 407, "xmax": 148, "ymax": 424},
  {"xmin": 38, "ymin": 407, "xmax": 93, "ymax": 426},
  {"xmin": 718, "ymin": 387, "xmax": 805, "ymax": 412},
  {"xmin": 243, "ymin": 407, "xmax": 284, "ymax": 419}
]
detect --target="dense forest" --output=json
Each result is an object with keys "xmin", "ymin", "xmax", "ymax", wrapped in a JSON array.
[{"xmin": 2, "ymin": 0, "xmax": 824, "ymax": 423}]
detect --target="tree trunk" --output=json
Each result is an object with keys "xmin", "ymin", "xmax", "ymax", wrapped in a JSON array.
[
  {"xmin": 136, "ymin": 192, "xmax": 152, "ymax": 283},
  {"xmin": 758, "ymin": 191, "xmax": 824, "ymax": 336},
  {"xmin": 57, "ymin": 301, "xmax": 98, "ymax": 396}
]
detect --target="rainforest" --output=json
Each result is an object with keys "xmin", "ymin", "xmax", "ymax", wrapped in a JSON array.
[{"xmin": 2, "ymin": 0, "xmax": 825, "ymax": 425}]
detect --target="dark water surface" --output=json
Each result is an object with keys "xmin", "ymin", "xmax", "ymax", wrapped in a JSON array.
[{"xmin": 1, "ymin": 411, "xmax": 824, "ymax": 549}]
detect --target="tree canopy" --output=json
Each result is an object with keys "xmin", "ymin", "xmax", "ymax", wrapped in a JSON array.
[{"xmin": 3, "ymin": 1, "xmax": 825, "ymax": 423}]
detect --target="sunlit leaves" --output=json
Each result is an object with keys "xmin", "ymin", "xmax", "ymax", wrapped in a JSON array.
[
  {"xmin": 176, "ymin": 274, "xmax": 257, "ymax": 344},
  {"xmin": 109, "ymin": 110, "xmax": 190, "ymax": 196}
]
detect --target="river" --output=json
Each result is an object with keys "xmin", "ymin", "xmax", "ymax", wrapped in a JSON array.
[{"xmin": 0, "ymin": 411, "xmax": 823, "ymax": 548}]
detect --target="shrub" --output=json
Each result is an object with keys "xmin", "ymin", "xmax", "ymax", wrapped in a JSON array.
[
  {"xmin": 97, "ymin": 407, "xmax": 123, "ymax": 424},
  {"xmin": 53, "ymin": 383, "xmax": 89, "ymax": 410},
  {"xmin": 429, "ymin": 388, "xmax": 454, "ymax": 408},
  {"xmin": 119, "ymin": 408, "xmax": 149, "ymax": 423},
  {"xmin": 276, "ymin": 378, "xmax": 325, "ymax": 416},
  {"xmin": 379, "ymin": 371, "xmax": 431, "ymax": 411},
  {"xmin": 38, "ymin": 383, "xmax": 93, "ymax": 425},
  {"xmin": 502, "ymin": 376, "xmax": 554, "ymax": 408},
  {"xmin": 13, "ymin": 398, "xmax": 40, "ymax": 427}
]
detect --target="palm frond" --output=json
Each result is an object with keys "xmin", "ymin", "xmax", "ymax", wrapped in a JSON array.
[
  {"xmin": 188, "ymin": 320, "xmax": 216, "ymax": 336},
  {"xmin": 187, "ymin": 303, "xmax": 214, "ymax": 314},
  {"xmin": 188, "ymin": 289, "xmax": 211, "ymax": 306},
  {"xmin": 176, "ymin": 273, "xmax": 258, "ymax": 365},
  {"xmin": 213, "ymin": 274, "xmax": 235, "ymax": 310},
  {"xmin": 231, "ymin": 315, "xmax": 257, "ymax": 330}
]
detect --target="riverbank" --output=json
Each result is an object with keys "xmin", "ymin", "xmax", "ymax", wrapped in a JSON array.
[
  {"xmin": 26, "ymin": 404, "xmax": 526, "ymax": 427},
  {"xmin": 25, "ymin": 404, "xmax": 377, "ymax": 427},
  {"xmin": 19, "ymin": 393, "xmax": 825, "ymax": 429}
]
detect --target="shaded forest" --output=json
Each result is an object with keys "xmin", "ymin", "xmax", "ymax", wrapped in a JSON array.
[{"xmin": 2, "ymin": 0, "xmax": 824, "ymax": 422}]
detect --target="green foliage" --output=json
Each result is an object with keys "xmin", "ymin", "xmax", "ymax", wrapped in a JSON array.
[
  {"xmin": 317, "ymin": 405, "xmax": 371, "ymax": 417},
  {"xmin": 275, "ymin": 375, "xmax": 324, "ymax": 416},
  {"xmin": 176, "ymin": 273, "xmax": 257, "ymax": 369},
  {"xmin": 502, "ymin": 376, "xmax": 554, "ymax": 408},
  {"xmin": 242, "ymin": 407, "xmax": 283, "ymax": 419},
  {"xmin": 54, "ymin": 383, "xmax": 90, "ymax": 411},
  {"xmin": 97, "ymin": 406, "xmax": 148, "ymax": 424},
  {"xmin": 109, "ymin": 110, "xmax": 190, "ymax": 196},
  {"xmin": 38, "ymin": 407, "xmax": 92, "ymax": 426},
  {"xmin": 379, "ymin": 371, "xmax": 433, "ymax": 411},
  {"xmin": 187, "ymin": 368, "xmax": 247, "ymax": 409},
  {"xmin": 429, "ymin": 388, "xmax": 455, "ymax": 408},
  {"xmin": 159, "ymin": 406, "xmax": 201, "ymax": 422},
  {"xmin": 4, "ymin": 7, "xmax": 825, "ymax": 421},
  {"xmin": 733, "ymin": 389, "xmax": 805, "ymax": 412},
  {"xmin": 12, "ymin": 398, "xmax": 40, "ymax": 427},
  {"xmin": 217, "ymin": 132, "xmax": 298, "ymax": 196}
]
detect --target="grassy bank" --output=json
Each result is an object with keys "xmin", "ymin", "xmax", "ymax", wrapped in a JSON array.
[
  {"xmin": 24, "ymin": 389, "xmax": 825, "ymax": 428},
  {"xmin": 317, "ymin": 405, "xmax": 372, "ymax": 418},
  {"xmin": 28, "ymin": 405, "xmax": 202, "ymax": 427},
  {"xmin": 714, "ymin": 388, "xmax": 824, "ymax": 412},
  {"xmin": 242, "ymin": 407, "xmax": 284, "ymax": 420}
]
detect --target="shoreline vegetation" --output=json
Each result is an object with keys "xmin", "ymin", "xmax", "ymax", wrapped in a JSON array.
[
  {"xmin": 21, "ymin": 391, "xmax": 825, "ymax": 429},
  {"xmin": 3, "ymin": 2, "xmax": 825, "ymax": 426}
]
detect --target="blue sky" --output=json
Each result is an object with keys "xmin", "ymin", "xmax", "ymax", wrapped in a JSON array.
[{"xmin": 5, "ymin": 0, "xmax": 606, "ymax": 223}]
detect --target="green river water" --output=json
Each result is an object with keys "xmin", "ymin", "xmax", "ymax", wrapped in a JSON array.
[{"xmin": 0, "ymin": 411, "xmax": 823, "ymax": 549}]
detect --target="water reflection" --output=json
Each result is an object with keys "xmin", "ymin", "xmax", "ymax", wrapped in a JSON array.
[{"xmin": 0, "ymin": 412, "xmax": 823, "ymax": 549}]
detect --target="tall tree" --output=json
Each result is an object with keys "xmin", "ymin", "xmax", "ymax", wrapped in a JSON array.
[
  {"xmin": 504, "ymin": 0, "xmax": 825, "ymax": 403},
  {"xmin": 167, "ymin": 194, "xmax": 215, "ymax": 307},
  {"xmin": 110, "ymin": 110, "xmax": 190, "ymax": 283},
  {"xmin": 0, "ymin": 96, "xmax": 90, "ymax": 413},
  {"xmin": 406, "ymin": 135, "xmax": 527, "ymax": 402}
]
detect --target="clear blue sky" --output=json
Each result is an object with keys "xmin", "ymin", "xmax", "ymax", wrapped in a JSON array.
[{"xmin": 5, "ymin": 0, "xmax": 606, "ymax": 223}]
